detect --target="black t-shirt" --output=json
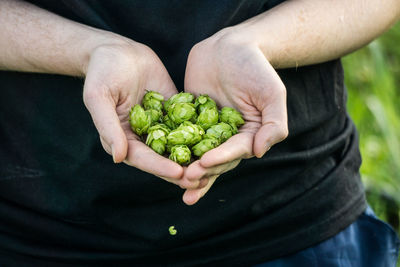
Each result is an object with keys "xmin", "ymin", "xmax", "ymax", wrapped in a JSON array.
[{"xmin": 0, "ymin": 0, "xmax": 366, "ymax": 266}]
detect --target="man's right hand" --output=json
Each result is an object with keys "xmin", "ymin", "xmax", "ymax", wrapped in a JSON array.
[
  {"xmin": 83, "ymin": 39, "xmax": 192, "ymax": 186},
  {"xmin": 1, "ymin": 0, "xmax": 203, "ymax": 189}
]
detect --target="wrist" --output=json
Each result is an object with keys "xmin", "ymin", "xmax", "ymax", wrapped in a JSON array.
[
  {"xmin": 79, "ymin": 31, "xmax": 131, "ymax": 76},
  {"xmin": 211, "ymin": 23, "xmax": 278, "ymax": 67},
  {"xmin": 83, "ymin": 30, "xmax": 156, "ymax": 77}
]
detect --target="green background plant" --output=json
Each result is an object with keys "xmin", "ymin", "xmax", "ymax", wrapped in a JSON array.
[{"xmin": 343, "ymin": 21, "xmax": 400, "ymax": 264}]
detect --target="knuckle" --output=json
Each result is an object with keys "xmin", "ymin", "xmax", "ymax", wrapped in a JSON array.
[
  {"xmin": 125, "ymin": 146, "xmax": 140, "ymax": 167},
  {"xmin": 181, "ymin": 180, "xmax": 200, "ymax": 190},
  {"xmin": 278, "ymin": 124, "xmax": 289, "ymax": 140},
  {"xmin": 83, "ymin": 86, "xmax": 111, "ymax": 108},
  {"xmin": 268, "ymin": 121, "xmax": 288, "ymax": 143},
  {"xmin": 271, "ymin": 83, "xmax": 286, "ymax": 100},
  {"xmin": 190, "ymin": 168, "xmax": 207, "ymax": 180},
  {"xmin": 83, "ymin": 91, "xmax": 99, "ymax": 109},
  {"xmin": 100, "ymin": 137, "xmax": 111, "ymax": 154},
  {"xmin": 130, "ymin": 145, "xmax": 143, "ymax": 161},
  {"xmin": 277, "ymin": 83, "xmax": 287, "ymax": 94},
  {"xmin": 188, "ymin": 43, "xmax": 203, "ymax": 60}
]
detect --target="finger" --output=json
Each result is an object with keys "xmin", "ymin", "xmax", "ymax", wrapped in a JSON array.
[
  {"xmin": 199, "ymin": 132, "xmax": 253, "ymax": 168},
  {"xmin": 198, "ymin": 177, "xmax": 209, "ymax": 188},
  {"xmin": 124, "ymin": 139, "xmax": 183, "ymax": 180},
  {"xmin": 182, "ymin": 175, "xmax": 218, "ymax": 205},
  {"xmin": 83, "ymin": 86, "xmax": 128, "ymax": 163},
  {"xmin": 253, "ymin": 121, "xmax": 288, "ymax": 158},
  {"xmin": 100, "ymin": 136, "xmax": 111, "ymax": 155},
  {"xmin": 179, "ymin": 177, "xmax": 209, "ymax": 189},
  {"xmin": 253, "ymin": 95, "xmax": 288, "ymax": 158},
  {"xmin": 185, "ymin": 158, "xmax": 241, "ymax": 181},
  {"xmin": 153, "ymin": 175, "xmax": 195, "ymax": 188},
  {"xmin": 252, "ymin": 79, "xmax": 288, "ymax": 158},
  {"xmin": 155, "ymin": 174, "xmax": 203, "ymax": 189}
]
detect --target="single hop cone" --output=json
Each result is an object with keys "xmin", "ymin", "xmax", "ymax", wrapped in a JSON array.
[
  {"xmin": 164, "ymin": 92, "xmax": 194, "ymax": 111},
  {"xmin": 219, "ymin": 107, "xmax": 244, "ymax": 131},
  {"xmin": 142, "ymin": 91, "xmax": 164, "ymax": 112},
  {"xmin": 146, "ymin": 124, "xmax": 170, "ymax": 155},
  {"xmin": 129, "ymin": 104, "xmax": 152, "ymax": 136},
  {"xmin": 204, "ymin": 122, "xmax": 234, "ymax": 144},
  {"xmin": 145, "ymin": 109, "xmax": 162, "ymax": 126},
  {"xmin": 192, "ymin": 138, "xmax": 219, "ymax": 157},
  {"xmin": 194, "ymin": 94, "xmax": 217, "ymax": 113},
  {"xmin": 169, "ymin": 145, "xmax": 191, "ymax": 165},
  {"xmin": 168, "ymin": 102, "xmax": 197, "ymax": 125},
  {"xmin": 196, "ymin": 107, "xmax": 219, "ymax": 130},
  {"xmin": 167, "ymin": 121, "xmax": 204, "ymax": 147}
]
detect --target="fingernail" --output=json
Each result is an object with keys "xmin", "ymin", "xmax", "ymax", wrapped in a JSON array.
[
  {"xmin": 260, "ymin": 145, "xmax": 271, "ymax": 158},
  {"xmin": 111, "ymin": 145, "xmax": 117, "ymax": 163}
]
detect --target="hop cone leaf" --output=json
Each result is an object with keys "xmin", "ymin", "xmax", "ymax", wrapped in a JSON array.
[
  {"xmin": 164, "ymin": 92, "xmax": 194, "ymax": 111},
  {"xmin": 169, "ymin": 145, "xmax": 191, "ymax": 165},
  {"xmin": 196, "ymin": 107, "xmax": 219, "ymax": 130},
  {"xmin": 194, "ymin": 94, "xmax": 217, "ymax": 113},
  {"xmin": 142, "ymin": 91, "xmax": 164, "ymax": 111},
  {"xmin": 229, "ymin": 123, "xmax": 239, "ymax": 135},
  {"xmin": 129, "ymin": 104, "xmax": 152, "ymax": 136},
  {"xmin": 168, "ymin": 102, "xmax": 197, "ymax": 124},
  {"xmin": 162, "ymin": 114, "xmax": 178, "ymax": 130},
  {"xmin": 145, "ymin": 109, "xmax": 162, "ymax": 125},
  {"xmin": 219, "ymin": 107, "xmax": 244, "ymax": 129},
  {"xmin": 204, "ymin": 122, "xmax": 234, "ymax": 144},
  {"xmin": 167, "ymin": 121, "xmax": 204, "ymax": 147},
  {"xmin": 166, "ymin": 143, "xmax": 174, "ymax": 154},
  {"xmin": 146, "ymin": 124, "xmax": 170, "ymax": 155},
  {"xmin": 192, "ymin": 138, "xmax": 219, "ymax": 157}
]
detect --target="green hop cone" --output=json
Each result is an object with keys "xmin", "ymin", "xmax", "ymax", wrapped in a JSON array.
[
  {"xmin": 229, "ymin": 123, "xmax": 239, "ymax": 135},
  {"xmin": 165, "ymin": 143, "xmax": 173, "ymax": 154},
  {"xmin": 192, "ymin": 138, "xmax": 219, "ymax": 157},
  {"xmin": 145, "ymin": 124, "xmax": 170, "ymax": 155},
  {"xmin": 142, "ymin": 91, "xmax": 164, "ymax": 111},
  {"xmin": 194, "ymin": 94, "xmax": 217, "ymax": 113},
  {"xmin": 168, "ymin": 102, "xmax": 197, "ymax": 124},
  {"xmin": 204, "ymin": 122, "xmax": 234, "ymax": 144},
  {"xmin": 196, "ymin": 107, "xmax": 219, "ymax": 130},
  {"xmin": 167, "ymin": 121, "xmax": 204, "ymax": 147},
  {"xmin": 169, "ymin": 145, "xmax": 191, "ymax": 165},
  {"xmin": 162, "ymin": 114, "xmax": 178, "ymax": 130},
  {"xmin": 164, "ymin": 92, "xmax": 194, "ymax": 111},
  {"xmin": 145, "ymin": 109, "xmax": 162, "ymax": 125},
  {"xmin": 219, "ymin": 107, "xmax": 244, "ymax": 129},
  {"xmin": 129, "ymin": 104, "xmax": 152, "ymax": 136}
]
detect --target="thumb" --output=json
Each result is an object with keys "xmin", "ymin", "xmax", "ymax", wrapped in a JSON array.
[
  {"xmin": 253, "ymin": 121, "xmax": 288, "ymax": 158},
  {"xmin": 253, "ymin": 86, "xmax": 288, "ymax": 158},
  {"xmin": 83, "ymin": 85, "xmax": 128, "ymax": 163}
]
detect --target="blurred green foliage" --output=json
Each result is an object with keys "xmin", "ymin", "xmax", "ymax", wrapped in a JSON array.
[{"xmin": 343, "ymin": 21, "xmax": 400, "ymax": 237}]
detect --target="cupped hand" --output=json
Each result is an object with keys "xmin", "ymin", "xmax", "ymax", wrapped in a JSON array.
[
  {"xmin": 182, "ymin": 29, "xmax": 288, "ymax": 205},
  {"xmin": 83, "ymin": 38, "xmax": 193, "ymax": 186}
]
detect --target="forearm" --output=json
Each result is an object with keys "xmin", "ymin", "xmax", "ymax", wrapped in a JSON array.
[
  {"xmin": 235, "ymin": 0, "xmax": 400, "ymax": 68},
  {"xmin": 0, "ymin": 0, "xmax": 125, "ymax": 76}
]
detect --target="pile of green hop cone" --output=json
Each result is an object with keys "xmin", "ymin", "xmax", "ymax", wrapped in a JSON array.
[{"xmin": 129, "ymin": 91, "xmax": 244, "ymax": 165}]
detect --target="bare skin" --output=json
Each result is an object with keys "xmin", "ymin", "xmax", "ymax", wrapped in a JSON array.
[
  {"xmin": 0, "ymin": 0, "xmax": 189, "ymax": 188},
  {"xmin": 181, "ymin": 0, "xmax": 400, "ymax": 204},
  {"xmin": 1, "ymin": 0, "xmax": 399, "ymax": 204}
]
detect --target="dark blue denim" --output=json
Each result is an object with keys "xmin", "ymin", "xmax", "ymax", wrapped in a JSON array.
[{"xmin": 255, "ymin": 206, "xmax": 400, "ymax": 267}]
